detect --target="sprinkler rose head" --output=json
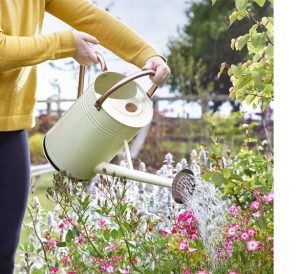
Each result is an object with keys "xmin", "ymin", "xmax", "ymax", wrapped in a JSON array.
[{"xmin": 172, "ymin": 169, "xmax": 196, "ymax": 204}]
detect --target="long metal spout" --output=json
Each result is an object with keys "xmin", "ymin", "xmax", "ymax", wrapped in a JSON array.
[
  {"xmin": 94, "ymin": 162, "xmax": 173, "ymax": 188},
  {"xmin": 93, "ymin": 162, "xmax": 196, "ymax": 204}
]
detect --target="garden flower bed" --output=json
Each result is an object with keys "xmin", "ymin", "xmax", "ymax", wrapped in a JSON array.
[{"xmin": 17, "ymin": 142, "xmax": 273, "ymax": 273}]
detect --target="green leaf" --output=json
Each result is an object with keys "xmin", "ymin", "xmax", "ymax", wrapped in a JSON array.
[
  {"xmin": 111, "ymin": 229, "xmax": 118, "ymax": 240},
  {"xmin": 103, "ymin": 230, "xmax": 110, "ymax": 241},
  {"xmin": 119, "ymin": 204, "xmax": 128, "ymax": 215},
  {"xmin": 230, "ymin": 173, "xmax": 244, "ymax": 182},
  {"xmin": 235, "ymin": 0, "xmax": 248, "ymax": 10},
  {"xmin": 223, "ymin": 168, "xmax": 231, "ymax": 179},
  {"xmin": 262, "ymin": 100, "xmax": 269, "ymax": 110},
  {"xmin": 212, "ymin": 0, "xmax": 218, "ymax": 5},
  {"xmin": 231, "ymin": 64, "xmax": 243, "ymax": 77},
  {"xmin": 66, "ymin": 230, "xmax": 74, "ymax": 243},
  {"xmin": 57, "ymin": 241, "xmax": 66, "ymax": 247},
  {"xmin": 265, "ymin": 44, "xmax": 274, "ymax": 60},
  {"xmin": 245, "ymin": 94, "xmax": 254, "ymax": 105},
  {"xmin": 223, "ymin": 182, "xmax": 235, "ymax": 196},
  {"xmin": 211, "ymin": 172, "xmax": 224, "ymax": 187},
  {"xmin": 229, "ymin": 11, "xmax": 238, "ymax": 26},
  {"xmin": 257, "ymin": 218, "xmax": 267, "ymax": 229},
  {"xmin": 237, "ymin": 73, "xmax": 252, "ymax": 89},
  {"xmin": 252, "ymin": 0, "xmax": 266, "ymax": 7},
  {"xmin": 32, "ymin": 269, "xmax": 47, "ymax": 274},
  {"xmin": 123, "ymin": 222, "xmax": 132, "ymax": 232},
  {"xmin": 218, "ymin": 65, "xmax": 225, "ymax": 78},
  {"xmin": 252, "ymin": 33, "xmax": 265, "ymax": 48},
  {"xmin": 202, "ymin": 171, "xmax": 213, "ymax": 181},
  {"xmin": 237, "ymin": 10, "xmax": 247, "ymax": 20},
  {"xmin": 82, "ymin": 195, "xmax": 90, "ymax": 210},
  {"xmin": 235, "ymin": 34, "xmax": 250, "ymax": 50}
]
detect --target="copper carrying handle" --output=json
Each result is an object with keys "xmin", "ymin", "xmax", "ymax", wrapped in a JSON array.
[
  {"xmin": 94, "ymin": 70, "xmax": 158, "ymax": 111},
  {"xmin": 77, "ymin": 52, "xmax": 108, "ymax": 98}
]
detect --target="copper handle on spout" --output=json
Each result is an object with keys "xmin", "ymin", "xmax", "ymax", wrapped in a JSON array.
[
  {"xmin": 77, "ymin": 52, "xmax": 108, "ymax": 98},
  {"xmin": 94, "ymin": 70, "xmax": 158, "ymax": 111}
]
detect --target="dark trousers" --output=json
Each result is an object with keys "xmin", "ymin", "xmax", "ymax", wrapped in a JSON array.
[{"xmin": 0, "ymin": 130, "xmax": 30, "ymax": 274}]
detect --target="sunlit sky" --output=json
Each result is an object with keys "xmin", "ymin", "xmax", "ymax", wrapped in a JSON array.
[{"xmin": 36, "ymin": 0, "xmax": 239, "ymax": 118}]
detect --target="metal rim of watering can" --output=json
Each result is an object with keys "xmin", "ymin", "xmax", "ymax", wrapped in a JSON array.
[
  {"xmin": 172, "ymin": 169, "xmax": 196, "ymax": 204},
  {"xmin": 77, "ymin": 52, "xmax": 108, "ymax": 98},
  {"xmin": 94, "ymin": 70, "xmax": 158, "ymax": 111}
]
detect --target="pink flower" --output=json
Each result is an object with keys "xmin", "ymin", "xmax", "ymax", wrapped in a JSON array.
[
  {"xmin": 91, "ymin": 257, "xmax": 101, "ymax": 264},
  {"xmin": 247, "ymin": 228, "xmax": 256, "ymax": 236},
  {"xmin": 50, "ymin": 268, "xmax": 59, "ymax": 273},
  {"xmin": 258, "ymin": 242, "xmax": 265, "ymax": 251},
  {"xmin": 119, "ymin": 268, "xmax": 129, "ymax": 274},
  {"xmin": 267, "ymin": 236, "xmax": 273, "ymax": 242},
  {"xmin": 264, "ymin": 191, "xmax": 274, "ymax": 203},
  {"xmin": 58, "ymin": 222, "xmax": 65, "ymax": 229},
  {"xmin": 107, "ymin": 244, "xmax": 118, "ymax": 252},
  {"xmin": 105, "ymin": 263, "xmax": 115, "ymax": 273},
  {"xmin": 250, "ymin": 200, "xmax": 261, "ymax": 210},
  {"xmin": 113, "ymin": 254, "xmax": 122, "ymax": 261},
  {"xmin": 98, "ymin": 219, "xmax": 106, "ymax": 226},
  {"xmin": 224, "ymin": 241, "xmax": 233, "ymax": 256},
  {"xmin": 229, "ymin": 205, "xmax": 241, "ymax": 217},
  {"xmin": 183, "ymin": 268, "xmax": 191, "ymax": 274},
  {"xmin": 229, "ymin": 270, "xmax": 238, "ymax": 274},
  {"xmin": 252, "ymin": 211, "xmax": 262, "ymax": 219},
  {"xmin": 64, "ymin": 216, "xmax": 74, "ymax": 226},
  {"xmin": 160, "ymin": 229, "xmax": 169, "ymax": 235},
  {"xmin": 68, "ymin": 272, "xmax": 76, "ymax": 274},
  {"xmin": 131, "ymin": 258, "xmax": 138, "ymax": 265},
  {"xmin": 45, "ymin": 238, "xmax": 57, "ymax": 250},
  {"xmin": 62, "ymin": 255, "xmax": 70, "ymax": 266},
  {"xmin": 77, "ymin": 237, "xmax": 84, "ymax": 244},
  {"xmin": 195, "ymin": 270, "xmax": 209, "ymax": 274},
  {"xmin": 253, "ymin": 189, "xmax": 261, "ymax": 197},
  {"xmin": 246, "ymin": 239, "xmax": 259, "ymax": 251},
  {"xmin": 171, "ymin": 227, "xmax": 177, "ymax": 234},
  {"xmin": 226, "ymin": 224, "xmax": 239, "ymax": 237},
  {"xmin": 179, "ymin": 240, "xmax": 189, "ymax": 251},
  {"xmin": 239, "ymin": 230, "xmax": 250, "ymax": 242},
  {"xmin": 102, "ymin": 257, "xmax": 109, "ymax": 263}
]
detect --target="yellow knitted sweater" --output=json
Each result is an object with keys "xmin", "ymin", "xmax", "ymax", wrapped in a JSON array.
[{"xmin": 0, "ymin": 0, "xmax": 161, "ymax": 131}]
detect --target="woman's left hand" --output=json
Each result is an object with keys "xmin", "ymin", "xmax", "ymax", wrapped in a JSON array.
[{"xmin": 142, "ymin": 56, "xmax": 171, "ymax": 86}]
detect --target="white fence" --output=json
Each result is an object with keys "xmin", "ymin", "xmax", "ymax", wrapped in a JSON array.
[{"xmin": 30, "ymin": 163, "xmax": 55, "ymax": 178}]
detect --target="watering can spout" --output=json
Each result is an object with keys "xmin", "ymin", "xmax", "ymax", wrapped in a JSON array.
[{"xmin": 93, "ymin": 162, "xmax": 196, "ymax": 204}]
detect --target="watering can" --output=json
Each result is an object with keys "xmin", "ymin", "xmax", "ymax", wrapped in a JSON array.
[{"xmin": 43, "ymin": 53, "xmax": 195, "ymax": 204}]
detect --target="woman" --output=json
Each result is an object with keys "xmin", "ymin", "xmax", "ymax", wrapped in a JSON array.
[{"xmin": 0, "ymin": 0, "xmax": 170, "ymax": 272}]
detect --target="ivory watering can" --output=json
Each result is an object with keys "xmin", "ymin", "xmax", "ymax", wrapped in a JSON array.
[{"xmin": 43, "ymin": 54, "xmax": 195, "ymax": 204}]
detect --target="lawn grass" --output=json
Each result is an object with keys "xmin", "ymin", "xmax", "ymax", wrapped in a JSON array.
[{"xmin": 15, "ymin": 172, "xmax": 56, "ymax": 265}]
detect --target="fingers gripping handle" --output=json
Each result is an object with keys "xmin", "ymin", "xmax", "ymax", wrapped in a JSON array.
[
  {"xmin": 77, "ymin": 53, "xmax": 108, "ymax": 98},
  {"xmin": 94, "ymin": 70, "xmax": 158, "ymax": 111}
]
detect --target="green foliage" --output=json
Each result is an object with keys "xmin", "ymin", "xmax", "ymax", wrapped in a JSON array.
[
  {"xmin": 202, "ymin": 120, "xmax": 273, "ymax": 206},
  {"xmin": 216, "ymin": 0, "xmax": 274, "ymax": 110},
  {"xmin": 167, "ymin": 0, "xmax": 271, "ymax": 111},
  {"xmin": 28, "ymin": 133, "xmax": 46, "ymax": 164},
  {"xmin": 19, "ymin": 173, "xmax": 212, "ymax": 273}
]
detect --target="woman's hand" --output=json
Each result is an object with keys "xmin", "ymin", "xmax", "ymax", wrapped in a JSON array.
[
  {"xmin": 142, "ymin": 56, "xmax": 171, "ymax": 86},
  {"xmin": 73, "ymin": 31, "xmax": 99, "ymax": 66}
]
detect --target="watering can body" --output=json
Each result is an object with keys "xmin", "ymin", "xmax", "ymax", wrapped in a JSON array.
[
  {"xmin": 43, "ymin": 58, "xmax": 156, "ymax": 180},
  {"xmin": 43, "ymin": 56, "xmax": 197, "ymax": 204}
]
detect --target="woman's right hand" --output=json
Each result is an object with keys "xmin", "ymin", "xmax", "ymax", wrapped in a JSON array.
[{"xmin": 72, "ymin": 31, "xmax": 99, "ymax": 66}]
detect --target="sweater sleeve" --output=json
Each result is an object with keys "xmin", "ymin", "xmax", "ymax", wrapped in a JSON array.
[
  {"xmin": 45, "ymin": 0, "xmax": 165, "ymax": 68},
  {"xmin": 0, "ymin": 29, "xmax": 76, "ymax": 73}
]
